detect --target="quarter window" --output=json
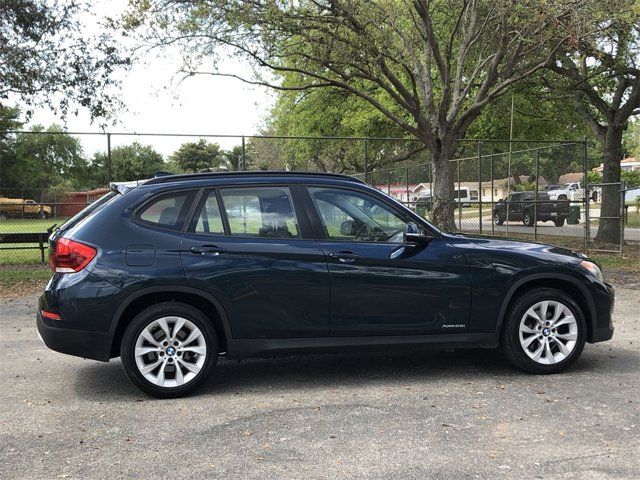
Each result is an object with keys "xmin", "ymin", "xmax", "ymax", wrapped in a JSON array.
[
  {"xmin": 192, "ymin": 191, "xmax": 224, "ymax": 235},
  {"xmin": 220, "ymin": 187, "xmax": 300, "ymax": 238},
  {"xmin": 309, "ymin": 187, "xmax": 411, "ymax": 243},
  {"xmin": 138, "ymin": 193, "xmax": 190, "ymax": 229}
]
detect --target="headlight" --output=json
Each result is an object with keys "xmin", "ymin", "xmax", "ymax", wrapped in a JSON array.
[{"xmin": 580, "ymin": 260, "xmax": 604, "ymax": 283}]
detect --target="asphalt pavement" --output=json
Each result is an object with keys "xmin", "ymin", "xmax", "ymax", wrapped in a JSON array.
[{"xmin": 1, "ymin": 274, "xmax": 639, "ymax": 479}]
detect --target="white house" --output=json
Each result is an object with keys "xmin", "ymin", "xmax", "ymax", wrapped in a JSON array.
[{"xmin": 593, "ymin": 157, "xmax": 640, "ymax": 173}]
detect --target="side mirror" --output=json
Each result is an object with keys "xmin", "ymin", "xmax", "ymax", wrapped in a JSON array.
[
  {"xmin": 340, "ymin": 219, "xmax": 357, "ymax": 236},
  {"xmin": 405, "ymin": 222, "xmax": 431, "ymax": 244}
]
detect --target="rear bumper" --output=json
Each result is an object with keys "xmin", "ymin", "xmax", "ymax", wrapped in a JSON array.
[{"xmin": 37, "ymin": 312, "xmax": 113, "ymax": 362}]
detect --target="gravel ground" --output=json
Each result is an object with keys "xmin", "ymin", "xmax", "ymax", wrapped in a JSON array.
[{"xmin": 1, "ymin": 274, "xmax": 639, "ymax": 479}]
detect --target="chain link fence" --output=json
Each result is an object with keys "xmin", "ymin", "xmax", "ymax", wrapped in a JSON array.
[{"xmin": 1, "ymin": 131, "xmax": 636, "ymax": 265}]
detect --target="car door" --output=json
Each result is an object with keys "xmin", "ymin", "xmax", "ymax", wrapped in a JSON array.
[
  {"xmin": 304, "ymin": 185, "xmax": 471, "ymax": 336},
  {"xmin": 180, "ymin": 185, "xmax": 330, "ymax": 339},
  {"xmin": 506, "ymin": 193, "xmax": 522, "ymax": 220}
]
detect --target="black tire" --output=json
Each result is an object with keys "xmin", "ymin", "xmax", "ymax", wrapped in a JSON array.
[
  {"xmin": 500, "ymin": 288, "xmax": 586, "ymax": 374},
  {"xmin": 120, "ymin": 302, "xmax": 218, "ymax": 398},
  {"xmin": 0, "ymin": 212, "xmax": 7, "ymax": 220},
  {"xmin": 554, "ymin": 217, "xmax": 565, "ymax": 227},
  {"xmin": 558, "ymin": 194, "xmax": 567, "ymax": 200},
  {"xmin": 494, "ymin": 212, "xmax": 504, "ymax": 225},
  {"xmin": 523, "ymin": 210, "xmax": 535, "ymax": 227}
]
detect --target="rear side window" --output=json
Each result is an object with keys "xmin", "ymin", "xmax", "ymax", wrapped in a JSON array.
[
  {"xmin": 56, "ymin": 191, "xmax": 118, "ymax": 233},
  {"xmin": 138, "ymin": 192, "xmax": 193, "ymax": 230},
  {"xmin": 220, "ymin": 187, "xmax": 300, "ymax": 238}
]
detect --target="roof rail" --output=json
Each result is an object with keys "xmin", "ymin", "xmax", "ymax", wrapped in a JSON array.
[{"xmin": 143, "ymin": 170, "xmax": 366, "ymax": 185}]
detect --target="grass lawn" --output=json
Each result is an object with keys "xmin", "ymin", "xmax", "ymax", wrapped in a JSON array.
[
  {"xmin": 591, "ymin": 254, "xmax": 640, "ymax": 272},
  {"xmin": 0, "ymin": 217, "xmax": 66, "ymax": 234},
  {"xmin": 625, "ymin": 210, "xmax": 640, "ymax": 228}
]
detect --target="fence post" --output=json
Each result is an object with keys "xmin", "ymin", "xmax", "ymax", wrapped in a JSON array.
[
  {"xmin": 477, "ymin": 141, "xmax": 483, "ymax": 234},
  {"xmin": 107, "ymin": 133, "xmax": 112, "ymax": 185},
  {"xmin": 534, "ymin": 151, "xmax": 540, "ymax": 242},
  {"xmin": 428, "ymin": 163, "xmax": 433, "ymax": 203},
  {"xmin": 241, "ymin": 135, "xmax": 246, "ymax": 171},
  {"xmin": 620, "ymin": 181, "xmax": 625, "ymax": 256},
  {"xmin": 583, "ymin": 139, "xmax": 589, "ymax": 252},
  {"xmin": 21, "ymin": 187, "xmax": 24, "ymax": 219},
  {"xmin": 490, "ymin": 157, "xmax": 494, "ymax": 236},
  {"xmin": 387, "ymin": 170, "xmax": 391, "ymax": 195},
  {"xmin": 363, "ymin": 138, "xmax": 369, "ymax": 183},
  {"xmin": 405, "ymin": 167, "xmax": 409, "ymax": 206},
  {"xmin": 457, "ymin": 159, "xmax": 461, "ymax": 231}
]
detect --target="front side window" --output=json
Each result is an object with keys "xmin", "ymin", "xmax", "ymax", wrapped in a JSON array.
[
  {"xmin": 220, "ymin": 187, "xmax": 300, "ymax": 238},
  {"xmin": 192, "ymin": 191, "xmax": 224, "ymax": 235},
  {"xmin": 138, "ymin": 192, "xmax": 190, "ymax": 229},
  {"xmin": 309, "ymin": 187, "xmax": 411, "ymax": 243}
]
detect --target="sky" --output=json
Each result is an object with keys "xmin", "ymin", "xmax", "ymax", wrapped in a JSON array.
[{"xmin": 23, "ymin": 1, "xmax": 275, "ymax": 158}]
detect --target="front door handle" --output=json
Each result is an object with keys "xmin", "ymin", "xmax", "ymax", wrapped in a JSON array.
[
  {"xmin": 190, "ymin": 245, "xmax": 228, "ymax": 256},
  {"xmin": 328, "ymin": 251, "xmax": 362, "ymax": 263}
]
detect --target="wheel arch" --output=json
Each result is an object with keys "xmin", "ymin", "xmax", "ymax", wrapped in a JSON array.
[
  {"xmin": 109, "ymin": 286, "xmax": 232, "ymax": 358},
  {"xmin": 496, "ymin": 274, "xmax": 596, "ymax": 342}
]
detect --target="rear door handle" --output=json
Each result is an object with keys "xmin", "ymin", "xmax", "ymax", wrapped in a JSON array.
[
  {"xmin": 190, "ymin": 245, "xmax": 228, "ymax": 256},
  {"xmin": 328, "ymin": 251, "xmax": 362, "ymax": 263}
]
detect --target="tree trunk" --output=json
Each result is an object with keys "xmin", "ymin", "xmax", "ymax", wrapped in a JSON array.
[
  {"xmin": 431, "ymin": 142, "xmax": 457, "ymax": 231},
  {"xmin": 594, "ymin": 126, "xmax": 623, "ymax": 246}
]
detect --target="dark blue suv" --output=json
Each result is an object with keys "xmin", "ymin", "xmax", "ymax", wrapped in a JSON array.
[{"xmin": 37, "ymin": 172, "xmax": 614, "ymax": 397}]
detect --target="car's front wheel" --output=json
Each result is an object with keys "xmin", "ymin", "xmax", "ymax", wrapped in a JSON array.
[
  {"xmin": 494, "ymin": 212, "xmax": 504, "ymax": 225},
  {"xmin": 121, "ymin": 302, "xmax": 217, "ymax": 398},
  {"xmin": 501, "ymin": 288, "xmax": 586, "ymax": 374}
]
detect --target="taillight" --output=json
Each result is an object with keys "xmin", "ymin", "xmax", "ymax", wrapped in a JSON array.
[{"xmin": 49, "ymin": 237, "xmax": 97, "ymax": 273}]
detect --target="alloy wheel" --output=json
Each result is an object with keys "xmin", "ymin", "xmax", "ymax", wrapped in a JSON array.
[
  {"xmin": 518, "ymin": 300, "xmax": 578, "ymax": 365},
  {"xmin": 134, "ymin": 316, "xmax": 207, "ymax": 388}
]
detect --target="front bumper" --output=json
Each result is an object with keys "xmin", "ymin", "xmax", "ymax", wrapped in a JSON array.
[
  {"xmin": 37, "ymin": 311, "xmax": 113, "ymax": 362},
  {"xmin": 588, "ymin": 281, "xmax": 615, "ymax": 343}
]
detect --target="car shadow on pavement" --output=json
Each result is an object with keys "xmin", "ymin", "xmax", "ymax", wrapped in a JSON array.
[{"xmin": 73, "ymin": 345, "xmax": 639, "ymax": 401}]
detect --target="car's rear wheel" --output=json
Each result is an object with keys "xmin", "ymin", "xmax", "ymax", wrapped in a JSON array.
[
  {"xmin": 501, "ymin": 288, "xmax": 586, "ymax": 374},
  {"xmin": 494, "ymin": 212, "xmax": 504, "ymax": 225},
  {"xmin": 121, "ymin": 302, "xmax": 217, "ymax": 398},
  {"xmin": 554, "ymin": 217, "xmax": 565, "ymax": 227}
]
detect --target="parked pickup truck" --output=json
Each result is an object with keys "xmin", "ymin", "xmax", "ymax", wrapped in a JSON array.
[
  {"xmin": 0, "ymin": 197, "xmax": 52, "ymax": 219},
  {"xmin": 493, "ymin": 191, "xmax": 570, "ymax": 227},
  {"xmin": 545, "ymin": 182, "xmax": 599, "ymax": 202}
]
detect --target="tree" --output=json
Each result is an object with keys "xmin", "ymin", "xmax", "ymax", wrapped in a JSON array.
[
  {"xmin": 224, "ymin": 145, "xmax": 250, "ymax": 171},
  {"xmin": 1, "ymin": 0, "xmax": 129, "ymax": 119},
  {"xmin": 549, "ymin": 2, "xmax": 640, "ymax": 244},
  {"xmin": 169, "ymin": 140, "xmax": 224, "ymax": 173},
  {"xmin": 122, "ymin": 0, "xmax": 578, "ymax": 231},
  {"xmin": 622, "ymin": 170, "xmax": 640, "ymax": 189},
  {"xmin": 6, "ymin": 125, "xmax": 88, "ymax": 193},
  {"xmin": 0, "ymin": 105, "xmax": 22, "ymax": 188},
  {"xmin": 92, "ymin": 142, "xmax": 165, "ymax": 183}
]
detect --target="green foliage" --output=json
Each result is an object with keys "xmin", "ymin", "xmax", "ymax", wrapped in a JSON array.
[
  {"xmin": 92, "ymin": 142, "xmax": 165, "ymax": 183},
  {"xmin": 0, "ymin": 1, "xmax": 129, "ymax": 119},
  {"xmin": 624, "ymin": 121, "xmax": 640, "ymax": 159},
  {"xmin": 622, "ymin": 170, "xmax": 640, "ymax": 189},
  {"xmin": 588, "ymin": 171, "xmax": 603, "ymax": 184},
  {"xmin": 169, "ymin": 140, "xmax": 224, "ymax": 173},
  {"xmin": 2, "ymin": 125, "xmax": 88, "ymax": 192},
  {"xmin": 224, "ymin": 145, "xmax": 250, "ymax": 171}
]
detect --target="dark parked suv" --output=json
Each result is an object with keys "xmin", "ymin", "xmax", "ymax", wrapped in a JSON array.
[{"xmin": 37, "ymin": 172, "xmax": 614, "ymax": 397}]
